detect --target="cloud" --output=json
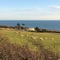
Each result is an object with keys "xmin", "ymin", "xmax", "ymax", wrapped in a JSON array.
[
  {"xmin": 15, "ymin": 8, "xmax": 42, "ymax": 12},
  {"xmin": 49, "ymin": 6, "xmax": 60, "ymax": 9},
  {"xmin": 0, "ymin": 8, "xmax": 60, "ymax": 20}
]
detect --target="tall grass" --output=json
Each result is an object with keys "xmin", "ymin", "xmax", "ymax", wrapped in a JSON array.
[{"xmin": 0, "ymin": 33, "xmax": 59, "ymax": 60}]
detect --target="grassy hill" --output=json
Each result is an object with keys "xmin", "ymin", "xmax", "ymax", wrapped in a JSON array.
[{"xmin": 0, "ymin": 29, "xmax": 60, "ymax": 60}]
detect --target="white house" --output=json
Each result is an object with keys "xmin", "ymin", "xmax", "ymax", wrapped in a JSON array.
[{"xmin": 27, "ymin": 28, "xmax": 35, "ymax": 32}]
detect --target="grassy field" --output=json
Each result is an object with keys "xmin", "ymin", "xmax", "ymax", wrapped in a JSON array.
[
  {"xmin": 0, "ymin": 29, "xmax": 60, "ymax": 53},
  {"xmin": 0, "ymin": 29, "xmax": 60, "ymax": 60}
]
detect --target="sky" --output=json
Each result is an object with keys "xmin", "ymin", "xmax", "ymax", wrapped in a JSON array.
[{"xmin": 0, "ymin": 0, "xmax": 60, "ymax": 20}]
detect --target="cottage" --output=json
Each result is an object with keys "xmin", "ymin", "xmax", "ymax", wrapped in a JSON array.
[{"xmin": 27, "ymin": 28, "xmax": 35, "ymax": 32}]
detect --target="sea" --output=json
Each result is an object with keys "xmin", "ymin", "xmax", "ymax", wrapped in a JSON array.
[{"xmin": 0, "ymin": 20, "xmax": 60, "ymax": 30}]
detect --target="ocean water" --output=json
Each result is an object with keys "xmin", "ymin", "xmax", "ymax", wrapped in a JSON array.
[{"xmin": 0, "ymin": 20, "xmax": 60, "ymax": 30}]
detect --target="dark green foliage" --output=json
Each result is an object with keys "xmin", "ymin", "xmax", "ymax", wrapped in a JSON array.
[
  {"xmin": 16, "ymin": 23, "xmax": 20, "ymax": 30},
  {"xmin": 22, "ymin": 24, "xmax": 25, "ymax": 26},
  {"xmin": 42, "ymin": 29, "xmax": 47, "ymax": 32},
  {"xmin": 35, "ymin": 27, "xmax": 40, "ymax": 32}
]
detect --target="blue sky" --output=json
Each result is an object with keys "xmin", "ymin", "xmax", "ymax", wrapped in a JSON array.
[{"xmin": 0, "ymin": 0, "xmax": 60, "ymax": 20}]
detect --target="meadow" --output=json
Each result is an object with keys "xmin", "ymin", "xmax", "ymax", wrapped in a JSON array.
[{"xmin": 0, "ymin": 29, "xmax": 60, "ymax": 60}]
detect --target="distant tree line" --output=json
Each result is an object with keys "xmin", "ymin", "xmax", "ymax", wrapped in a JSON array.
[
  {"xmin": 35, "ymin": 27, "xmax": 47, "ymax": 32},
  {"xmin": 0, "ymin": 25, "xmax": 15, "ymax": 29},
  {"xmin": 0, "ymin": 23, "xmax": 60, "ymax": 33},
  {"xmin": 0, "ymin": 23, "xmax": 28, "ymax": 31},
  {"xmin": 35, "ymin": 27, "xmax": 60, "ymax": 33}
]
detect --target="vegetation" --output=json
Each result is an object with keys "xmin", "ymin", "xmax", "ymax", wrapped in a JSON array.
[
  {"xmin": 0, "ymin": 24, "xmax": 60, "ymax": 33},
  {"xmin": 22, "ymin": 23, "xmax": 25, "ymax": 27},
  {"xmin": 35, "ymin": 27, "xmax": 40, "ymax": 32},
  {"xmin": 16, "ymin": 23, "xmax": 20, "ymax": 30},
  {"xmin": 0, "ymin": 29, "xmax": 60, "ymax": 60}
]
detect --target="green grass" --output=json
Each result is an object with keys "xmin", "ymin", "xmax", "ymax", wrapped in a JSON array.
[{"xmin": 0, "ymin": 29, "xmax": 60, "ymax": 53}]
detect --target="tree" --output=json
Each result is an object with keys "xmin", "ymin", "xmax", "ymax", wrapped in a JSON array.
[
  {"xmin": 22, "ymin": 24, "xmax": 25, "ymax": 26},
  {"xmin": 22, "ymin": 23, "xmax": 25, "ymax": 30},
  {"xmin": 35, "ymin": 27, "xmax": 40, "ymax": 32},
  {"xmin": 17, "ymin": 23, "xmax": 20, "ymax": 30}
]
